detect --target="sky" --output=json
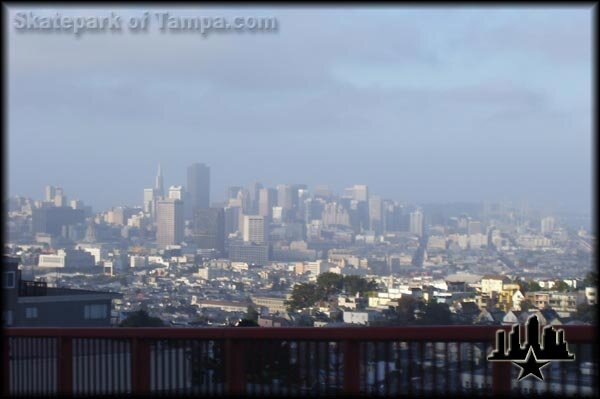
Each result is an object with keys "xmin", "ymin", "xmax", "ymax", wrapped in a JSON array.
[{"xmin": 6, "ymin": 6, "xmax": 593, "ymax": 214}]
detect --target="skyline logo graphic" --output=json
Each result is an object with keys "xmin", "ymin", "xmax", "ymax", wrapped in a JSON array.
[{"xmin": 487, "ymin": 314, "xmax": 575, "ymax": 381}]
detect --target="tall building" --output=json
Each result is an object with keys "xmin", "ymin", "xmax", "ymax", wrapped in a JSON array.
[
  {"xmin": 143, "ymin": 188, "xmax": 154, "ymax": 214},
  {"xmin": 369, "ymin": 195, "xmax": 383, "ymax": 234},
  {"xmin": 258, "ymin": 188, "xmax": 277, "ymax": 220},
  {"xmin": 156, "ymin": 199, "xmax": 184, "ymax": 248},
  {"xmin": 243, "ymin": 215, "xmax": 267, "ymax": 244},
  {"xmin": 541, "ymin": 217, "xmax": 555, "ymax": 235},
  {"xmin": 321, "ymin": 202, "xmax": 350, "ymax": 227},
  {"xmin": 53, "ymin": 187, "xmax": 67, "ymax": 207},
  {"xmin": 248, "ymin": 182, "xmax": 263, "ymax": 214},
  {"xmin": 45, "ymin": 185, "xmax": 56, "ymax": 202},
  {"xmin": 410, "ymin": 209, "xmax": 424, "ymax": 237},
  {"xmin": 276, "ymin": 184, "xmax": 293, "ymax": 211},
  {"xmin": 32, "ymin": 207, "xmax": 85, "ymax": 237},
  {"xmin": 168, "ymin": 185, "xmax": 184, "ymax": 200},
  {"xmin": 344, "ymin": 184, "xmax": 369, "ymax": 202},
  {"xmin": 224, "ymin": 205, "xmax": 242, "ymax": 235},
  {"xmin": 192, "ymin": 208, "xmax": 225, "ymax": 254},
  {"xmin": 187, "ymin": 163, "xmax": 210, "ymax": 211},
  {"xmin": 155, "ymin": 164, "xmax": 164, "ymax": 199}
]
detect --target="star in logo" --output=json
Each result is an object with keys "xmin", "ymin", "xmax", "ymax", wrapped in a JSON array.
[{"xmin": 512, "ymin": 347, "xmax": 550, "ymax": 381}]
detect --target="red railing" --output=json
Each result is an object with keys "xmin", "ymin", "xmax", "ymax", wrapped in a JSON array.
[{"xmin": 3, "ymin": 325, "xmax": 596, "ymax": 397}]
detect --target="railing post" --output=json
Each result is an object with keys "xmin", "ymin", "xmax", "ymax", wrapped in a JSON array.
[
  {"xmin": 225, "ymin": 339, "xmax": 245, "ymax": 395},
  {"xmin": 57, "ymin": 337, "xmax": 73, "ymax": 395},
  {"xmin": 132, "ymin": 338, "xmax": 151, "ymax": 394},
  {"xmin": 3, "ymin": 336, "xmax": 9, "ymax": 396},
  {"xmin": 343, "ymin": 340, "xmax": 360, "ymax": 395},
  {"xmin": 492, "ymin": 361, "xmax": 511, "ymax": 396}
]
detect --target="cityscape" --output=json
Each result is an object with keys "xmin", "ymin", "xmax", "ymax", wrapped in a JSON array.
[
  {"xmin": 4, "ymin": 164, "xmax": 596, "ymax": 328},
  {"xmin": 4, "ymin": 5, "xmax": 595, "ymax": 397}
]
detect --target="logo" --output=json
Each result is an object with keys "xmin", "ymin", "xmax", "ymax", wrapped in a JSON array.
[{"xmin": 487, "ymin": 314, "xmax": 575, "ymax": 381}]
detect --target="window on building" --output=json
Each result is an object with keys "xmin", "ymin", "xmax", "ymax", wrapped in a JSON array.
[
  {"xmin": 25, "ymin": 307, "xmax": 38, "ymax": 319},
  {"xmin": 84, "ymin": 304, "xmax": 108, "ymax": 319},
  {"xmin": 2, "ymin": 272, "xmax": 16, "ymax": 288}
]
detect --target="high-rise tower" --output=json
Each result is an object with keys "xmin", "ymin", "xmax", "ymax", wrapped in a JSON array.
[
  {"xmin": 187, "ymin": 163, "xmax": 210, "ymax": 211},
  {"xmin": 155, "ymin": 163, "xmax": 164, "ymax": 199}
]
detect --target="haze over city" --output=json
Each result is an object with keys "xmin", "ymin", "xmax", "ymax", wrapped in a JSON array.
[
  {"xmin": 3, "ymin": 6, "xmax": 596, "ymax": 397},
  {"xmin": 7, "ymin": 7, "xmax": 592, "ymax": 214}
]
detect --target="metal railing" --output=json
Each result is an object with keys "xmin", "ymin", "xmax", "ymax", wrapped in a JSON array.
[{"xmin": 3, "ymin": 325, "xmax": 596, "ymax": 396}]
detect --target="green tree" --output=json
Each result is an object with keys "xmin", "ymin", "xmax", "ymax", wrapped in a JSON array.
[
  {"xmin": 521, "ymin": 280, "xmax": 541, "ymax": 293},
  {"xmin": 396, "ymin": 296, "xmax": 418, "ymax": 324},
  {"xmin": 342, "ymin": 275, "xmax": 378, "ymax": 296},
  {"xmin": 285, "ymin": 283, "xmax": 322, "ymax": 311},
  {"xmin": 245, "ymin": 305, "xmax": 259, "ymax": 323},
  {"xmin": 316, "ymin": 272, "xmax": 344, "ymax": 296},
  {"xmin": 119, "ymin": 310, "xmax": 166, "ymax": 327},
  {"xmin": 554, "ymin": 280, "xmax": 570, "ymax": 292},
  {"xmin": 416, "ymin": 302, "xmax": 453, "ymax": 325}
]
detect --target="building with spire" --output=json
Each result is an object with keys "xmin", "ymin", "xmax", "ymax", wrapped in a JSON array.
[{"xmin": 155, "ymin": 163, "xmax": 164, "ymax": 199}]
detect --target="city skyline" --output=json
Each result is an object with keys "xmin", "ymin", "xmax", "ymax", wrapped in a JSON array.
[{"xmin": 7, "ymin": 7, "xmax": 592, "ymax": 214}]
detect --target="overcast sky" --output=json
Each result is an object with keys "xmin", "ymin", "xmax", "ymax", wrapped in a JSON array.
[{"xmin": 7, "ymin": 6, "xmax": 593, "ymax": 214}]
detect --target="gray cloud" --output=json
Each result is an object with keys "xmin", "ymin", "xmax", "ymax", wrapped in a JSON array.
[{"xmin": 7, "ymin": 7, "xmax": 592, "ymax": 213}]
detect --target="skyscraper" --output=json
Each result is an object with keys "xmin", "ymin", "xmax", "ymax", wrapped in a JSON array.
[
  {"xmin": 168, "ymin": 185, "xmax": 184, "ymax": 200},
  {"xmin": 32, "ymin": 206, "xmax": 85, "ymax": 237},
  {"xmin": 369, "ymin": 195, "xmax": 383, "ymax": 234},
  {"xmin": 143, "ymin": 188, "xmax": 154, "ymax": 214},
  {"xmin": 344, "ymin": 184, "xmax": 369, "ymax": 202},
  {"xmin": 156, "ymin": 198, "xmax": 184, "ymax": 248},
  {"xmin": 258, "ymin": 188, "xmax": 276, "ymax": 221},
  {"xmin": 541, "ymin": 217, "xmax": 555, "ymax": 235},
  {"xmin": 45, "ymin": 185, "xmax": 56, "ymax": 202},
  {"xmin": 187, "ymin": 163, "xmax": 210, "ymax": 211},
  {"xmin": 243, "ymin": 215, "xmax": 267, "ymax": 244},
  {"xmin": 410, "ymin": 209, "xmax": 424, "ymax": 237},
  {"xmin": 276, "ymin": 184, "xmax": 293, "ymax": 211},
  {"xmin": 248, "ymin": 181, "xmax": 263, "ymax": 214},
  {"xmin": 155, "ymin": 163, "xmax": 164, "ymax": 199},
  {"xmin": 53, "ymin": 187, "xmax": 66, "ymax": 207},
  {"xmin": 192, "ymin": 208, "xmax": 225, "ymax": 254},
  {"xmin": 224, "ymin": 205, "xmax": 242, "ymax": 235}
]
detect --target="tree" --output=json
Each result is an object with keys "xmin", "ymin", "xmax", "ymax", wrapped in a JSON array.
[
  {"xmin": 316, "ymin": 272, "xmax": 344, "ymax": 296},
  {"xmin": 285, "ymin": 283, "xmax": 322, "ymax": 311},
  {"xmin": 584, "ymin": 272, "xmax": 598, "ymax": 288},
  {"xmin": 416, "ymin": 302, "xmax": 453, "ymax": 325},
  {"xmin": 521, "ymin": 280, "xmax": 541, "ymax": 293},
  {"xmin": 119, "ymin": 310, "xmax": 165, "ymax": 327},
  {"xmin": 342, "ymin": 275, "xmax": 378, "ymax": 296},
  {"xmin": 554, "ymin": 280, "xmax": 570, "ymax": 292},
  {"xmin": 395, "ymin": 296, "xmax": 418, "ymax": 324},
  {"xmin": 245, "ymin": 305, "xmax": 259, "ymax": 323}
]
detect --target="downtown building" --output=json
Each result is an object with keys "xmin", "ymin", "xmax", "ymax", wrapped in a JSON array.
[
  {"xmin": 191, "ymin": 208, "xmax": 225, "ymax": 255},
  {"xmin": 156, "ymin": 198, "xmax": 184, "ymax": 249},
  {"xmin": 187, "ymin": 163, "xmax": 210, "ymax": 214}
]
